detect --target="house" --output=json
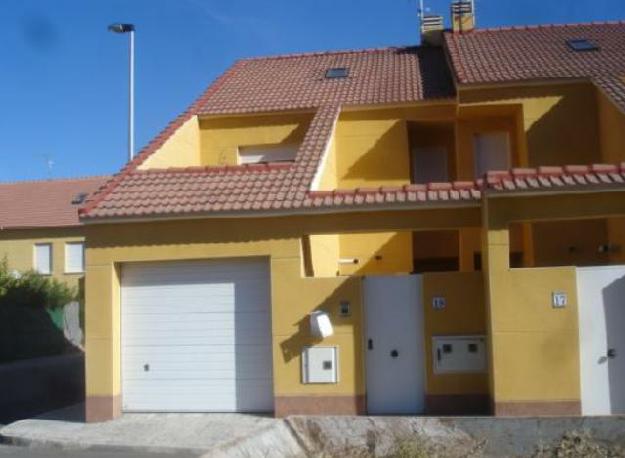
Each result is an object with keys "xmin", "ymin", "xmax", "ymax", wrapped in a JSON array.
[
  {"xmin": 0, "ymin": 176, "xmax": 108, "ymax": 288},
  {"xmin": 79, "ymin": 5, "xmax": 625, "ymax": 422}
]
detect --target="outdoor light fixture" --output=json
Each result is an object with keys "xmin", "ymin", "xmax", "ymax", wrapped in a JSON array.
[
  {"xmin": 108, "ymin": 23, "xmax": 135, "ymax": 33},
  {"xmin": 108, "ymin": 23, "xmax": 136, "ymax": 162}
]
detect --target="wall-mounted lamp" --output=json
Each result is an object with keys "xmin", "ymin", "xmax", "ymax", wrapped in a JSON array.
[{"xmin": 310, "ymin": 311, "xmax": 333, "ymax": 338}]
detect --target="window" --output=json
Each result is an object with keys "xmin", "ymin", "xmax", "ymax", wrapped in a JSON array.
[
  {"xmin": 473, "ymin": 131, "xmax": 510, "ymax": 178},
  {"xmin": 412, "ymin": 147, "xmax": 448, "ymax": 184},
  {"xmin": 238, "ymin": 144, "xmax": 297, "ymax": 164},
  {"xmin": 325, "ymin": 67, "xmax": 349, "ymax": 79},
  {"xmin": 65, "ymin": 242, "xmax": 85, "ymax": 273},
  {"xmin": 567, "ymin": 39, "xmax": 599, "ymax": 52},
  {"xmin": 34, "ymin": 243, "xmax": 52, "ymax": 275}
]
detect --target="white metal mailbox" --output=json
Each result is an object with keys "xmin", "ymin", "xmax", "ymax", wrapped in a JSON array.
[
  {"xmin": 302, "ymin": 346, "xmax": 338, "ymax": 383},
  {"xmin": 432, "ymin": 336, "xmax": 487, "ymax": 374}
]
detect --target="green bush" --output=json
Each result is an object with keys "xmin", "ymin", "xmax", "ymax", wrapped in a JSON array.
[
  {"xmin": 0, "ymin": 258, "xmax": 77, "ymax": 309},
  {"xmin": 0, "ymin": 258, "xmax": 80, "ymax": 362}
]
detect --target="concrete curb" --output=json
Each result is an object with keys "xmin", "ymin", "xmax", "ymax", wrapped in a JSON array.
[{"xmin": 0, "ymin": 432, "xmax": 204, "ymax": 456}]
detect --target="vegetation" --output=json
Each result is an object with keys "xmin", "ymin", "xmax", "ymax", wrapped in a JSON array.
[{"xmin": 0, "ymin": 258, "xmax": 80, "ymax": 362}]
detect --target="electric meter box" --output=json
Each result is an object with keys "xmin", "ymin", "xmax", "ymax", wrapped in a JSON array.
[{"xmin": 302, "ymin": 346, "xmax": 338, "ymax": 383}]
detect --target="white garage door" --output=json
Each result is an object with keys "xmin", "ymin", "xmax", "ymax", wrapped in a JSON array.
[{"xmin": 121, "ymin": 258, "xmax": 274, "ymax": 412}]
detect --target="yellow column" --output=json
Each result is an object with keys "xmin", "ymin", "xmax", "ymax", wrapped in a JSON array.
[{"xmin": 85, "ymin": 262, "xmax": 121, "ymax": 422}]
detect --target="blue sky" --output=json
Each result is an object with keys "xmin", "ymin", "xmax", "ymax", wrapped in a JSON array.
[{"xmin": 1, "ymin": 0, "xmax": 624, "ymax": 181}]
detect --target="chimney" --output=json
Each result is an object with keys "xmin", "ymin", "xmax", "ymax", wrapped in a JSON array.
[
  {"xmin": 451, "ymin": 0, "xmax": 475, "ymax": 33},
  {"xmin": 421, "ymin": 14, "xmax": 444, "ymax": 46}
]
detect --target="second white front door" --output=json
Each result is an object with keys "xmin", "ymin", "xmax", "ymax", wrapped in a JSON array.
[
  {"xmin": 577, "ymin": 265, "xmax": 625, "ymax": 415},
  {"xmin": 364, "ymin": 275, "xmax": 426, "ymax": 414}
]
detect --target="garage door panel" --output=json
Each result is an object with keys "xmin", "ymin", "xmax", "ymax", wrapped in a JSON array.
[
  {"xmin": 123, "ymin": 333, "xmax": 271, "ymax": 346},
  {"xmin": 121, "ymin": 258, "xmax": 274, "ymax": 412},
  {"xmin": 122, "ymin": 312, "xmax": 271, "ymax": 331}
]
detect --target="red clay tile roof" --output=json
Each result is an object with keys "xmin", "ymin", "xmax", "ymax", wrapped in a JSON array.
[
  {"xmin": 198, "ymin": 47, "xmax": 455, "ymax": 114},
  {"xmin": 445, "ymin": 22, "xmax": 625, "ymax": 85},
  {"xmin": 0, "ymin": 176, "xmax": 108, "ymax": 229},
  {"xmin": 81, "ymin": 47, "xmax": 455, "ymax": 220},
  {"xmin": 81, "ymin": 105, "xmax": 341, "ymax": 219},
  {"xmin": 484, "ymin": 163, "xmax": 625, "ymax": 194},
  {"xmin": 80, "ymin": 162, "xmax": 625, "ymax": 220},
  {"xmin": 80, "ymin": 29, "xmax": 625, "ymax": 222}
]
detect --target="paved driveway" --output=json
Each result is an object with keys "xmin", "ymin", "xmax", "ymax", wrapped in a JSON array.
[{"xmin": 0, "ymin": 404, "xmax": 300, "ymax": 457}]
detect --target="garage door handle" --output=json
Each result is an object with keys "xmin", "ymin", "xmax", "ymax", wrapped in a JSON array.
[
  {"xmin": 437, "ymin": 349, "xmax": 441, "ymax": 362},
  {"xmin": 368, "ymin": 339, "xmax": 373, "ymax": 350}
]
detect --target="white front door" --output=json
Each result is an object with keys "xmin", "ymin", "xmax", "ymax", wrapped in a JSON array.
[
  {"xmin": 121, "ymin": 258, "xmax": 274, "ymax": 413},
  {"xmin": 364, "ymin": 275, "xmax": 426, "ymax": 414},
  {"xmin": 577, "ymin": 265, "xmax": 625, "ymax": 415}
]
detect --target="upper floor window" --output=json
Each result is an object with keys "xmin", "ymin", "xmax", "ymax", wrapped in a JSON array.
[
  {"xmin": 34, "ymin": 243, "xmax": 52, "ymax": 275},
  {"xmin": 65, "ymin": 242, "xmax": 85, "ymax": 274},
  {"xmin": 238, "ymin": 144, "xmax": 297, "ymax": 165},
  {"xmin": 411, "ymin": 147, "xmax": 448, "ymax": 184},
  {"xmin": 473, "ymin": 131, "xmax": 510, "ymax": 178}
]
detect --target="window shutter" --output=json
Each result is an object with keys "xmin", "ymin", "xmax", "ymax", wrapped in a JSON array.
[
  {"xmin": 34, "ymin": 244, "xmax": 52, "ymax": 274},
  {"xmin": 65, "ymin": 242, "xmax": 84, "ymax": 273}
]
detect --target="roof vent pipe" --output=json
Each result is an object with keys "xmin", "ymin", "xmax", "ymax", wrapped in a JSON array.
[{"xmin": 451, "ymin": 0, "xmax": 475, "ymax": 33}]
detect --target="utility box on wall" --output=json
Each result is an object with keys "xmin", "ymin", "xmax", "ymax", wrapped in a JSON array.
[
  {"xmin": 433, "ymin": 336, "xmax": 487, "ymax": 374},
  {"xmin": 302, "ymin": 346, "xmax": 338, "ymax": 383}
]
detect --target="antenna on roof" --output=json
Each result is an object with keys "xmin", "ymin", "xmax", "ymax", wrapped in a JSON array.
[
  {"xmin": 43, "ymin": 155, "xmax": 55, "ymax": 180},
  {"xmin": 417, "ymin": 0, "xmax": 444, "ymax": 46}
]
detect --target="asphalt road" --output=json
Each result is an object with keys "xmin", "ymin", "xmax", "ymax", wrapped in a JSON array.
[{"xmin": 0, "ymin": 445, "xmax": 200, "ymax": 457}]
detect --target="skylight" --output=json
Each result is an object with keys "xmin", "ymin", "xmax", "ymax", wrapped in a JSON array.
[
  {"xmin": 71, "ymin": 192, "xmax": 88, "ymax": 205},
  {"xmin": 325, "ymin": 67, "xmax": 349, "ymax": 79},
  {"xmin": 567, "ymin": 39, "xmax": 599, "ymax": 52}
]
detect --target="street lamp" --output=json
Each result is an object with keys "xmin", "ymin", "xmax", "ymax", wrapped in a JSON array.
[{"xmin": 108, "ymin": 23, "xmax": 135, "ymax": 162}]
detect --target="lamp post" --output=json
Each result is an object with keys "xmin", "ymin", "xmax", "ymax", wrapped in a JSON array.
[{"xmin": 108, "ymin": 23, "xmax": 135, "ymax": 162}]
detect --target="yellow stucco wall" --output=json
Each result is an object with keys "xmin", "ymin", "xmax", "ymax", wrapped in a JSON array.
[
  {"xmin": 84, "ymin": 208, "xmax": 481, "ymax": 411},
  {"xmin": 597, "ymin": 89, "xmax": 625, "ymax": 164},
  {"xmin": 199, "ymin": 112, "xmax": 313, "ymax": 166},
  {"xmin": 422, "ymin": 271, "xmax": 489, "ymax": 396},
  {"xmin": 597, "ymin": 90, "xmax": 625, "ymax": 265},
  {"xmin": 139, "ymin": 116, "xmax": 202, "ymax": 169},
  {"xmin": 0, "ymin": 227, "xmax": 86, "ymax": 290},
  {"xmin": 459, "ymin": 83, "xmax": 602, "ymax": 167}
]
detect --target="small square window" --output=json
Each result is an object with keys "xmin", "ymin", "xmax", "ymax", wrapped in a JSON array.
[
  {"xmin": 567, "ymin": 39, "xmax": 599, "ymax": 52},
  {"xmin": 442, "ymin": 343, "xmax": 453, "ymax": 354},
  {"xmin": 468, "ymin": 343, "xmax": 478, "ymax": 353},
  {"xmin": 325, "ymin": 67, "xmax": 349, "ymax": 79}
]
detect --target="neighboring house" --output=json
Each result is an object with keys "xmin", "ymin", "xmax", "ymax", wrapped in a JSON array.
[
  {"xmin": 79, "ymin": 7, "xmax": 625, "ymax": 421},
  {"xmin": 0, "ymin": 176, "xmax": 108, "ymax": 341}
]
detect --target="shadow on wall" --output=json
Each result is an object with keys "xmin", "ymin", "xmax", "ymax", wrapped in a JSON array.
[
  {"xmin": 602, "ymin": 274, "xmax": 625, "ymax": 414},
  {"xmin": 524, "ymin": 85, "xmax": 601, "ymax": 166},
  {"xmin": 339, "ymin": 120, "xmax": 410, "ymax": 183}
]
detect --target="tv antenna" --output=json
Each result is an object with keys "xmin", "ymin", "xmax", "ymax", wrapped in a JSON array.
[{"xmin": 43, "ymin": 155, "xmax": 55, "ymax": 179}]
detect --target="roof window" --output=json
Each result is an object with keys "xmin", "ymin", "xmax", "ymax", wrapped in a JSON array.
[
  {"xmin": 71, "ymin": 192, "xmax": 89, "ymax": 205},
  {"xmin": 325, "ymin": 67, "xmax": 349, "ymax": 79},
  {"xmin": 567, "ymin": 39, "xmax": 599, "ymax": 52}
]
